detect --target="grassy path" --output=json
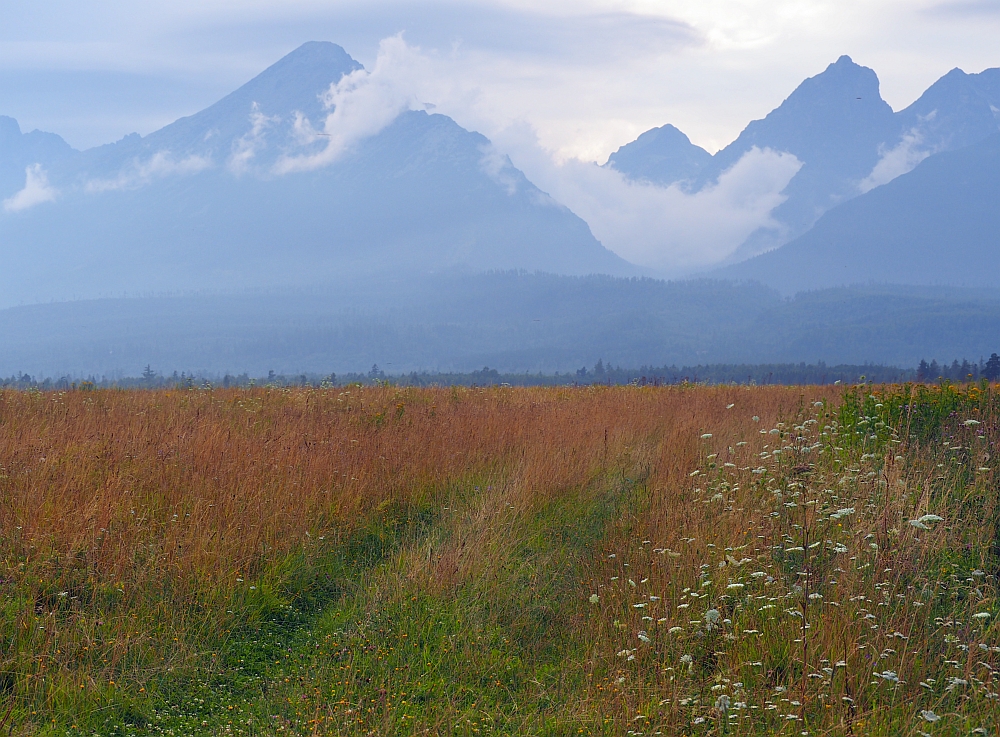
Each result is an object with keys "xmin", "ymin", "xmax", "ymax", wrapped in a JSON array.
[{"xmin": 103, "ymin": 473, "xmax": 638, "ymax": 736}]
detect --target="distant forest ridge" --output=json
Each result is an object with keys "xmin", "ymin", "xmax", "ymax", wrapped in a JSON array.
[{"xmin": 13, "ymin": 359, "xmax": 1000, "ymax": 389}]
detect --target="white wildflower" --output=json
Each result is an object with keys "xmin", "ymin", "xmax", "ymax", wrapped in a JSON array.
[
  {"xmin": 920, "ymin": 710, "xmax": 940, "ymax": 722},
  {"xmin": 909, "ymin": 514, "xmax": 944, "ymax": 530}
]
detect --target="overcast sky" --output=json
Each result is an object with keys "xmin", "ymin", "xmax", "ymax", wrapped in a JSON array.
[{"xmin": 2, "ymin": 0, "xmax": 1000, "ymax": 158}]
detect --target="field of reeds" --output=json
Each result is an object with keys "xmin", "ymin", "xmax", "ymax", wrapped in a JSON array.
[{"xmin": 0, "ymin": 383, "xmax": 997, "ymax": 735}]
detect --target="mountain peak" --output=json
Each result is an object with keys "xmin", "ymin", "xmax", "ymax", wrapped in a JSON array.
[
  {"xmin": 606, "ymin": 124, "xmax": 711, "ymax": 186},
  {"xmin": 0, "ymin": 115, "xmax": 21, "ymax": 138},
  {"xmin": 97, "ymin": 41, "xmax": 364, "ymax": 166},
  {"xmin": 198, "ymin": 41, "xmax": 362, "ymax": 123},
  {"xmin": 250, "ymin": 41, "xmax": 362, "ymax": 87},
  {"xmin": 796, "ymin": 55, "xmax": 883, "ymax": 101},
  {"xmin": 895, "ymin": 63, "xmax": 1000, "ymax": 152},
  {"xmin": 706, "ymin": 55, "xmax": 893, "ymax": 171}
]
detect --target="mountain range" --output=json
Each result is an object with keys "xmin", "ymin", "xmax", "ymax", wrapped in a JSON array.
[
  {"xmin": 610, "ymin": 55, "xmax": 1000, "ymax": 277},
  {"xmin": 2, "ymin": 44, "xmax": 1000, "ymax": 373},
  {"xmin": 0, "ymin": 42, "xmax": 631, "ymax": 308}
]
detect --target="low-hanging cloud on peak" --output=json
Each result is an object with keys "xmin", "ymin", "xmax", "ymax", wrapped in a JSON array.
[
  {"xmin": 228, "ymin": 104, "xmax": 281, "ymax": 175},
  {"xmin": 272, "ymin": 35, "xmax": 428, "ymax": 175},
  {"xmin": 3, "ymin": 164, "xmax": 58, "ymax": 212},
  {"xmin": 488, "ymin": 121, "xmax": 802, "ymax": 273},
  {"xmin": 858, "ymin": 126, "xmax": 933, "ymax": 193},
  {"xmin": 86, "ymin": 151, "xmax": 213, "ymax": 192},
  {"xmin": 532, "ymin": 146, "xmax": 802, "ymax": 273},
  {"xmin": 478, "ymin": 144, "xmax": 524, "ymax": 196}
]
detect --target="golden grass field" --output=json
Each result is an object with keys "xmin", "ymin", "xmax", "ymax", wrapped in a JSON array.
[{"xmin": 0, "ymin": 384, "xmax": 997, "ymax": 735}]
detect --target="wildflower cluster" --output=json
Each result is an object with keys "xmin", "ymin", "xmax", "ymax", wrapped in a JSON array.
[{"xmin": 591, "ymin": 384, "xmax": 1000, "ymax": 734}]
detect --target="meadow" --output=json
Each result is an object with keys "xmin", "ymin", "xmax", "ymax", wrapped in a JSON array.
[{"xmin": 0, "ymin": 383, "xmax": 996, "ymax": 735}]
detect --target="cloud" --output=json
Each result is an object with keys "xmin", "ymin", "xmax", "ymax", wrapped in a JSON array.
[
  {"xmin": 858, "ymin": 126, "xmax": 932, "ymax": 193},
  {"xmin": 86, "ymin": 151, "xmax": 212, "ymax": 191},
  {"xmin": 3, "ymin": 164, "xmax": 57, "ymax": 212},
  {"xmin": 228, "ymin": 104, "xmax": 280, "ymax": 174},
  {"xmin": 492, "ymin": 123, "xmax": 802, "ymax": 273},
  {"xmin": 273, "ymin": 34, "xmax": 427, "ymax": 174},
  {"xmin": 478, "ymin": 145, "xmax": 522, "ymax": 195}
]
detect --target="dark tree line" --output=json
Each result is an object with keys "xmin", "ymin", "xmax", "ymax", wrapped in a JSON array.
[
  {"xmin": 10, "ymin": 356, "xmax": 1000, "ymax": 389},
  {"xmin": 916, "ymin": 354, "xmax": 1000, "ymax": 382}
]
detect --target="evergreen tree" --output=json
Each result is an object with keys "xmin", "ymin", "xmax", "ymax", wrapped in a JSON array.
[{"xmin": 984, "ymin": 353, "xmax": 1000, "ymax": 381}]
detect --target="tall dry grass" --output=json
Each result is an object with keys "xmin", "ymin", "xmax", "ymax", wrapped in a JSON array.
[
  {"xmin": 7, "ymin": 383, "xmax": 938, "ymax": 734},
  {"xmin": 2, "ymin": 385, "xmax": 820, "ymax": 591}
]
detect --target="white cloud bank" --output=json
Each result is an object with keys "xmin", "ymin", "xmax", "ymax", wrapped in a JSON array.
[
  {"xmin": 3, "ymin": 164, "xmax": 58, "ymax": 212},
  {"xmin": 86, "ymin": 151, "xmax": 212, "ymax": 192},
  {"xmin": 858, "ymin": 125, "xmax": 932, "ymax": 193},
  {"xmin": 494, "ymin": 126, "xmax": 802, "ymax": 271},
  {"xmin": 228, "ymin": 105, "xmax": 280, "ymax": 175}
]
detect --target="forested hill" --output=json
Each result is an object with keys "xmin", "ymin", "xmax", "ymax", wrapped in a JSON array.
[{"xmin": 0, "ymin": 273, "xmax": 997, "ymax": 378}]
